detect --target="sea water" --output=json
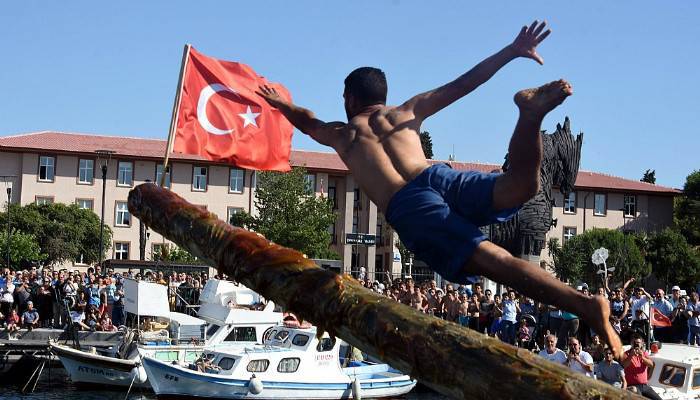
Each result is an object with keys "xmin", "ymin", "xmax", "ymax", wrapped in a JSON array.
[{"xmin": 3, "ymin": 369, "xmax": 448, "ymax": 400}]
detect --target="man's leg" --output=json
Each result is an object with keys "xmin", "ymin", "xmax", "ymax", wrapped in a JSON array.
[
  {"xmin": 468, "ymin": 241, "xmax": 622, "ymax": 357},
  {"xmin": 639, "ymin": 384, "xmax": 664, "ymax": 400},
  {"xmin": 492, "ymin": 80, "xmax": 573, "ymax": 211}
]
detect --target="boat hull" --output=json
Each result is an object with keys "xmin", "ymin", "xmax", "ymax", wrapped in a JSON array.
[
  {"xmin": 143, "ymin": 357, "xmax": 415, "ymax": 399},
  {"xmin": 51, "ymin": 344, "xmax": 149, "ymax": 388}
]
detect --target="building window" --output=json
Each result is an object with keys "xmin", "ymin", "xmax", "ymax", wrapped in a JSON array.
[
  {"xmin": 304, "ymin": 174, "xmax": 316, "ymax": 195},
  {"xmin": 192, "ymin": 166, "xmax": 208, "ymax": 191},
  {"xmin": 563, "ymin": 226, "xmax": 577, "ymax": 244},
  {"xmin": 151, "ymin": 243, "xmax": 164, "ymax": 260},
  {"xmin": 114, "ymin": 242, "xmax": 129, "ymax": 260},
  {"xmin": 78, "ymin": 159, "xmax": 94, "ymax": 184},
  {"xmin": 353, "ymin": 188, "xmax": 361, "ymax": 209},
  {"xmin": 375, "ymin": 254, "xmax": 384, "ymax": 278},
  {"xmin": 624, "ymin": 195, "xmax": 636, "ymax": 217},
  {"xmin": 35, "ymin": 196, "xmax": 54, "ymax": 205},
  {"xmin": 155, "ymin": 164, "xmax": 171, "ymax": 188},
  {"xmin": 229, "ymin": 168, "xmax": 245, "ymax": 193},
  {"xmin": 117, "ymin": 161, "xmax": 133, "ymax": 187},
  {"xmin": 38, "ymin": 156, "xmax": 55, "ymax": 182},
  {"xmin": 563, "ymin": 192, "xmax": 576, "ymax": 214},
  {"xmin": 76, "ymin": 199, "xmax": 94, "ymax": 210},
  {"xmin": 115, "ymin": 201, "xmax": 131, "ymax": 226},
  {"xmin": 352, "ymin": 214, "xmax": 359, "ymax": 233},
  {"xmin": 328, "ymin": 186, "xmax": 337, "ymax": 209},
  {"xmin": 227, "ymin": 207, "xmax": 243, "ymax": 225},
  {"xmin": 594, "ymin": 193, "xmax": 606, "ymax": 216},
  {"xmin": 376, "ymin": 220, "xmax": 383, "ymax": 246}
]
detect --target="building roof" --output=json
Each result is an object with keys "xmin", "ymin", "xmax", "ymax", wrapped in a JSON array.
[{"xmin": 0, "ymin": 131, "xmax": 681, "ymax": 196}]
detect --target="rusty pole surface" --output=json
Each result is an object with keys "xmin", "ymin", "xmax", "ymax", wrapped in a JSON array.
[{"xmin": 128, "ymin": 183, "xmax": 642, "ymax": 400}]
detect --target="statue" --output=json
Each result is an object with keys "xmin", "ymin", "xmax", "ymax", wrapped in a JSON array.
[{"xmin": 488, "ymin": 117, "xmax": 583, "ymax": 257}]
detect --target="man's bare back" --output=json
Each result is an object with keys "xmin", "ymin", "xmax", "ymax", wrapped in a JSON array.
[{"xmin": 328, "ymin": 106, "xmax": 429, "ymax": 211}]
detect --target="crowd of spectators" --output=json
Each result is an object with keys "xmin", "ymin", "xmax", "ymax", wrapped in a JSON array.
[
  {"xmin": 359, "ymin": 274, "xmax": 698, "ymax": 399},
  {"xmin": 0, "ymin": 266, "xmax": 213, "ymax": 338}
]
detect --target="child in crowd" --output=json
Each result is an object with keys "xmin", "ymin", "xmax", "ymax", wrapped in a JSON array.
[
  {"xmin": 6, "ymin": 309, "xmax": 20, "ymax": 338},
  {"xmin": 517, "ymin": 317, "xmax": 531, "ymax": 343}
]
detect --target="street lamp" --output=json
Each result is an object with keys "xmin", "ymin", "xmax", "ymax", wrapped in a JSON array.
[
  {"xmin": 1, "ymin": 175, "xmax": 15, "ymax": 270},
  {"xmin": 95, "ymin": 150, "xmax": 115, "ymax": 267}
]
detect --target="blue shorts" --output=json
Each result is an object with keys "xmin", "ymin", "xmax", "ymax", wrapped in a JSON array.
[{"xmin": 385, "ymin": 164, "xmax": 519, "ymax": 283}]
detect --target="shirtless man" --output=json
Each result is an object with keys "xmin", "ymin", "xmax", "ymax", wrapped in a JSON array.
[{"xmin": 257, "ymin": 21, "xmax": 621, "ymax": 356}]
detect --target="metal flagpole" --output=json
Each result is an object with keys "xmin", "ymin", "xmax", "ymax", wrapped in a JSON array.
[{"xmin": 160, "ymin": 43, "xmax": 192, "ymax": 188}]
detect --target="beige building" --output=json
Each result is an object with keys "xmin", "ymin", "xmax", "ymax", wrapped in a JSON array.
[{"xmin": 0, "ymin": 131, "xmax": 680, "ymax": 281}]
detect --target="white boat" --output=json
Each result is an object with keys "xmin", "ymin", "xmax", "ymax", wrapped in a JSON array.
[
  {"xmin": 645, "ymin": 343, "xmax": 700, "ymax": 400},
  {"xmin": 51, "ymin": 278, "xmax": 283, "ymax": 389},
  {"xmin": 143, "ymin": 322, "xmax": 417, "ymax": 399}
]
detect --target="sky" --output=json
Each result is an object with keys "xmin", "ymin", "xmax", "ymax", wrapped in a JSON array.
[{"xmin": 1, "ymin": 2, "xmax": 698, "ymax": 189}]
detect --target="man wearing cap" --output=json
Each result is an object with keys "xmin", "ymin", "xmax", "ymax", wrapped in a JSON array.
[
  {"xmin": 669, "ymin": 286, "xmax": 682, "ymax": 309},
  {"xmin": 21, "ymin": 300, "xmax": 40, "ymax": 331}
]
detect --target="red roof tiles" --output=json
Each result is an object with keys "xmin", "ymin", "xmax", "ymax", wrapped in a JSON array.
[{"xmin": 0, "ymin": 131, "xmax": 680, "ymax": 195}]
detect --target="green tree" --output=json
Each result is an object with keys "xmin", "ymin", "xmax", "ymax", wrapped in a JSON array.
[
  {"xmin": 232, "ymin": 167, "xmax": 338, "ymax": 259},
  {"xmin": 644, "ymin": 228, "xmax": 700, "ymax": 289},
  {"xmin": 675, "ymin": 170, "xmax": 700, "ymax": 247},
  {"xmin": 0, "ymin": 203, "xmax": 111, "ymax": 266},
  {"xmin": 419, "ymin": 131, "xmax": 434, "ymax": 159},
  {"xmin": 0, "ymin": 229, "xmax": 46, "ymax": 269},
  {"xmin": 151, "ymin": 244, "xmax": 203, "ymax": 264},
  {"xmin": 548, "ymin": 228, "xmax": 649, "ymax": 287},
  {"xmin": 641, "ymin": 169, "xmax": 656, "ymax": 184}
]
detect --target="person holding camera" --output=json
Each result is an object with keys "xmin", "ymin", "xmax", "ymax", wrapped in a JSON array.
[
  {"xmin": 565, "ymin": 337, "xmax": 594, "ymax": 377},
  {"xmin": 621, "ymin": 335, "xmax": 661, "ymax": 400},
  {"xmin": 686, "ymin": 291, "xmax": 700, "ymax": 345}
]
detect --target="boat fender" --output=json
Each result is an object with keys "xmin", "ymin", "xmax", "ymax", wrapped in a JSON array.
[
  {"xmin": 132, "ymin": 365, "xmax": 148, "ymax": 384},
  {"xmin": 352, "ymin": 377, "xmax": 361, "ymax": 400},
  {"xmin": 248, "ymin": 374, "xmax": 263, "ymax": 395}
]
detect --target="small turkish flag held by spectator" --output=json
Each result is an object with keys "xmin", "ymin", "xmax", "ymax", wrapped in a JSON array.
[
  {"xmin": 651, "ymin": 307, "xmax": 672, "ymax": 328},
  {"xmin": 173, "ymin": 46, "xmax": 293, "ymax": 171}
]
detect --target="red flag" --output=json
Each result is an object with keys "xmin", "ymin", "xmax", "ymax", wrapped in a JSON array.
[
  {"xmin": 650, "ymin": 307, "xmax": 672, "ymax": 328},
  {"xmin": 173, "ymin": 47, "xmax": 293, "ymax": 171}
]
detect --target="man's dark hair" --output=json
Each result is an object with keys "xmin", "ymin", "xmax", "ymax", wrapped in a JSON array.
[{"xmin": 344, "ymin": 67, "xmax": 387, "ymax": 107}]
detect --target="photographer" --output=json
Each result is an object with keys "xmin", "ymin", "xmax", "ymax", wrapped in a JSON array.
[
  {"xmin": 621, "ymin": 335, "xmax": 661, "ymax": 400},
  {"xmin": 686, "ymin": 291, "xmax": 700, "ymax": 346}
]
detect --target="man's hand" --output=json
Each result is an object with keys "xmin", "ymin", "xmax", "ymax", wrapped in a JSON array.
[
  {"xmin": 510, "ymin": 20, "xmax": 551, "ymax": 65},
  {"xmin": 256, "ymin": 85, "xmax": 285, "ymax": 108}
]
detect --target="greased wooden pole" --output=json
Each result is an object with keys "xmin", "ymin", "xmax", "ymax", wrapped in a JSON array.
[{"xmin": 128, "ymin": 183, "xmax": 641, "ymax": 400}]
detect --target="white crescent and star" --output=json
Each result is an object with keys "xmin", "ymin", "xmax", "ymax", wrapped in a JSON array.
[{"xmin": 196, "ymin": 83, "xmax": 260, "ymax": 135}]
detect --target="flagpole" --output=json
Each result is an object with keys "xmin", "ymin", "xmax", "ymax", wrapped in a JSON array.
[{"xmin": 160, "ymin": 43, "xmax": 192, "ymax": 188}]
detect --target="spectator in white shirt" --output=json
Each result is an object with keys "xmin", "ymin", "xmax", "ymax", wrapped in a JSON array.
[
  {"xmin": 566, "ymin": 337, "xmax": 594, "ymax": 377},
  {"xmin": 538, "ymin": 334, "xmax": 567, "ymax": 364}
]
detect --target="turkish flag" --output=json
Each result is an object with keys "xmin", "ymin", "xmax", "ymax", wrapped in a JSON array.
[
  {"xmin": 650, "ymin": 307, "xmax": 672, "ymax": 328},
  {"xmin": 172, "ymin": 47, "xmax": 293, "ymax": 171}
]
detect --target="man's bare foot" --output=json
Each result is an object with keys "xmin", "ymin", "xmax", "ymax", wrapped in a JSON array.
[
  {"xmin": 582, "ymin": 295, "xmax": 623, "ymax": 358},
  {"xmin": 514, "ymin": 79, "xmax": 573, "ymax": 117}
]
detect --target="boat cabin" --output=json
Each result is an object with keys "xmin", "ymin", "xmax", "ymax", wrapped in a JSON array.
[
  {"xmin": 647, "ymin": 343, "xmax": 700, "ymax": 399},
  {"xmin": 197, "ymin": 324, "xmax": 340, "ymax": 377}
]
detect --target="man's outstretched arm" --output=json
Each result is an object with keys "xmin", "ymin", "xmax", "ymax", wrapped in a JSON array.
[
  {"xmin": 401, "ymin": 20, "xmax": 551, "ymax": 120},
  {"xmin": 256, "ymin": 85, "xmax": 345, "ymax": 147}
]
